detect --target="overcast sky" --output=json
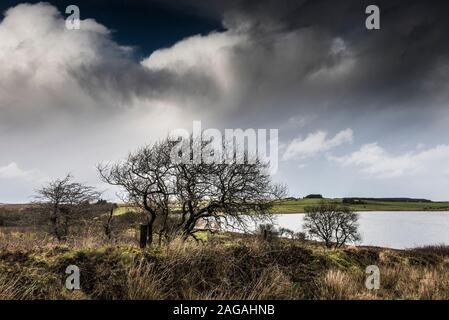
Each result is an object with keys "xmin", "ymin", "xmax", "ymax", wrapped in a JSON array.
[{"xmin": 1, "ymin": 0, "xmax": 449, "ymax": 202}]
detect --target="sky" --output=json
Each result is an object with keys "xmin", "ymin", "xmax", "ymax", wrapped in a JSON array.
[{"xmin": 1, "ymin": 0, "xmax": 449, "ymax": 202}]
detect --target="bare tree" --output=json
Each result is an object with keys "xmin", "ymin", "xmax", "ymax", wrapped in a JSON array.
[
  {"xmin": 35, "ymin": 174, "xmax": 101, "ymax": 240},
  {"xmin": 98, "ymin": 141, "xmax": 175, "ymax": 246},
  {"xmin": 98, "ymin": 137, "xmax": 285, "ymax": 246},
  {"xmin": 303, "ymin": 204, "xmax": 361, "ymax": 248},
  {"xmin": 174, "ymin": 159, "xmax": 285, "ymax": 241}
]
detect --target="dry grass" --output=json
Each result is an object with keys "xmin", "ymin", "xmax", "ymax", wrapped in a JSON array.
[
  {"xmin": 1, "ymin": 226, "xmax": 449, "ymax": 300},
  {"xmin": 318, "ymin": 269, "xmax": 362, "ymax": 299},
  {"xmin": 411, "ymin": 245, "xmax": 449, "ymax": 257},
  {"xmin": 316, "ymin": 263, "xmax": 449, "ymax": 300},
  {"xmin": 124, "ymin": 258, "xmax": 173, "ymax": 300}
]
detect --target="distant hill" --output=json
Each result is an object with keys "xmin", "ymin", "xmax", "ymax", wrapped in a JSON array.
[
  {"xmin": 343, "ymin": 197, "xmax": 432, "ymax": 203},
  {"xmin": 274, "ymin": 197, "xmax": 449, "ymax": 213},
  {"xmin": 303, "ymin": 194, "xmax": 323, "ymax": 199}
]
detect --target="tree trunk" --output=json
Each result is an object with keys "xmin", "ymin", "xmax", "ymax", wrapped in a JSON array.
[
  {"xmin": 51, "ymin": 206, "xmax": 62, "ymax": 241},
  {"xmin": 147, "ymin": 210, "xmax": 156, "ymax": 245},
  {"xmin": 182, "ymin": 215, "xmax": 196, "ymax": 241},
  {"xmin": 50, "ymin": 215, "xmax": 61, "ymax": 241},
  {"xmin": 104, "ymin": 206, "xmax": 114, "ymax": 240}
]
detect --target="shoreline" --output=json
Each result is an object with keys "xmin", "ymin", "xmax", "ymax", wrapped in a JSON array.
[
  {"xmin": 271, "ymin": 198, "xmax": 449, "ymax": 214},
  {"xmin": 272, "ymin": 209, "xmax": 449, "ymax": 214}
]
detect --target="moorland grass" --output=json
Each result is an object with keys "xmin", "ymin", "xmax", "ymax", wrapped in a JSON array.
[{"xmin": 1, "ymin": 228, "xmax": 449, "ymax": 300}]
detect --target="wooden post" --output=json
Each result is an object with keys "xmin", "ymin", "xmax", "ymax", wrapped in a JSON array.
[
  {"xmin": 147, "ymin": 223, "xmax": 153, "ymax": 246},
  {"xmin": 140, "ymin": 224, "xmax": 148, "ymax": 248}
]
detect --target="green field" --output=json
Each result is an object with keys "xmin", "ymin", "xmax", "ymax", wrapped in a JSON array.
[
  {"xmin": 112, "ymin": 198, "xmax": 449, "ymax": 216},
  {"xmin": 271, "ymin": 198, "xmax": 449, "ymax": 213}
]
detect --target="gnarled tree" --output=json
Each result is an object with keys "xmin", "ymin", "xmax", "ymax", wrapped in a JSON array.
[
  {"xmin": 98, "ymin": 141, "xmax": 174, "ymax": 246},
  {"xmin": 98, "ymin": 136, "xmax": 285, "ymax": 245},
  {"xmin": 175, "ymin": 160, "xmax": 285, "ymax": 241},
  {"xmin": 303, "ymin": 204, "xmax": 361, "ymax": 248},
  {"xmin": 35, "ymin": 174, "xmax": 100, "ymax": 240}
]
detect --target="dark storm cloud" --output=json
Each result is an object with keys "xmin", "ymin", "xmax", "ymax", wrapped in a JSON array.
[
  {"xmin": 3, "ymin": 0, "xmax": 448, "ymax": 128},
  {"xmin": 235, "ymin": 0, "xmax": 449, "ymax": 110},
  {"xmin": 61, "ymin": 0, "xmax": 444, "ymax": 137},
  {"xmin": 149, "ymin": 0, "xmax": 449, "ymax": 117},
  {"xmin": 71, "ymin": 60, "xmax": 221, "ymax": 106},
  {"xmin": 160, "ymin": 0, "xmax": 449, "ymax": 37},
  {"xmin": 2, "ymin": 1, "xmax": 449, "ymax": 202}
]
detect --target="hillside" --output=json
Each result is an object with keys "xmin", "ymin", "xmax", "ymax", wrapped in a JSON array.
[
  {"xmin": 271, "ymin": 198, "xmax": 449, "ymax": 213},
  {"xmin": 1, "ymin": 232, "xmax": 449, "ymax": 299},
  {"xmin": 1, "ymin": 204, "xmax": 449, "ymax": 300}
]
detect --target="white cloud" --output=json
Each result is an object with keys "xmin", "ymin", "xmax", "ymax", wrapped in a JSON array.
[
  {"xmin": 0, "ymin": 3, "xmax": 197, "ymax": 202},
  {"xmin": 0, "ymin": 2, "xmax": 360, "ymax": 129},
  {"xmin": 282, "ymin": 128, "xmax": 353, "ymax": 160},
  {"xmin": 142, "ymin": 32, "xmax": 243, "ymax": 94},
  {"xmin": 331, "ymin": 143, "xmax": 449, "ymax": 178},
  {"xmin": 0, "ymin": 2, "xmax": 134, "ymax": 129},
  {"xmin": 140, "ymin": 24, "xmax": 357, "ymax": 121},
  {"xmin": 0, "ymin": 2, "xmax": 448, "ymax": 201},
  {"xmin": 0, "ymin": 162, "xmax": 45, "ymax": 181}
]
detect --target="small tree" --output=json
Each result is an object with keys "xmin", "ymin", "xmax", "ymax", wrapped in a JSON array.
[
  {"xmin": 35, "ymin": 174, "xmax": 100, "ymax": 240},
  {"xmin": 303, "ymin": 204, "xmax": 360, "ymax": 248}
]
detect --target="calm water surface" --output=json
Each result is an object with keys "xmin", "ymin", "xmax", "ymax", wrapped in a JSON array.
[{"xmin": 272, "ymin": 211, "xmax": 449, "ymax": 249}]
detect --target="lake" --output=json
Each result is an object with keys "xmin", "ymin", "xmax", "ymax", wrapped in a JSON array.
[{"xmin": 272, "ymin": 212, "xmax": 449, "ymax": 249}]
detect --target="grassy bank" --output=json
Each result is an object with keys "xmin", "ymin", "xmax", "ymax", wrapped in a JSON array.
[
  {"xmin": 271, "ymin": 198, "xmax": 449, "ymax": 213},
  {"xmin": 1, "ymin": 203, "xmax": 449, "ymax": 300},
  {"xmin": 3, "ymin": 200, "xmax": 449, "ymax": 217},
  {"xmin": 1, "ymin": 229, "xmax": 449, "ymax": 300}
]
